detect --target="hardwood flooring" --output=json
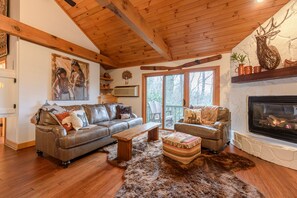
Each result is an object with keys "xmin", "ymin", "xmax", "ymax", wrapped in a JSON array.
[{"xmin": 0, "ymin": 143, "xmax": 296, "ymax": 197}]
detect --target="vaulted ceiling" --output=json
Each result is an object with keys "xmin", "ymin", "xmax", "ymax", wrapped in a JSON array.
[{"xmin": 55, "ymin": 0, "xmax": 289, "ymax": 68}]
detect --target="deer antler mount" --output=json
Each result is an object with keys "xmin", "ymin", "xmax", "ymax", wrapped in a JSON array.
[{"xmin": 255, "ymin": 10, "xmax": 290, "ymax": 70}]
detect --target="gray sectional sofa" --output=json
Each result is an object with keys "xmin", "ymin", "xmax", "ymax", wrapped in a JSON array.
[{"xmin": 35, "ymin": 103, "xmax": 142, "ymax": 167}]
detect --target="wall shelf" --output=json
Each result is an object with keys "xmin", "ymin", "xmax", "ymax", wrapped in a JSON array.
[
  {"xmin": 231, "ymin": 66, "xmax": 297, "ymax": 83},
  {"xmin": 100, "ymin": 77, "xmax": 114, "ymax": 81},
  {"xmin": 100, "ymin": 88, "xmax": 113, "ymax": 90}
]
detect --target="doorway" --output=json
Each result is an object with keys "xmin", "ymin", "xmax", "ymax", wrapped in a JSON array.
[
  {"xmin": 0, "ymin": 118, "xmax": 5, "ymax": 144},
  {"xmin": 143, "ymin": 66, "xmax": 220, "ymax": 130}
]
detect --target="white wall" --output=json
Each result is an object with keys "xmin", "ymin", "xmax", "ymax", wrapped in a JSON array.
[
  {"xmin": 109, "ymin": 53, "xmax": 231, "ymax": 117},
  {"xmin": 19, "ymin": 0, "xmax": 98, "ymax": 52},
  {"xmin": 17, "ymin": 41, "xmax": 99, "ymax": 143},
  {"xmin": 6, "ymin": 0, "xmax": 100, "ymax": 144},
  {"xmin": 230, "ymin": 1, "xmax": 297, "ymax": 135}
]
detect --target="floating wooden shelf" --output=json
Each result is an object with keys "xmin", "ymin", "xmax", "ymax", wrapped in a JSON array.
[
  {"xmin": 100, "ymin": 87, "xmax": 113, "ymax": 90},
  {"xmin": 231, "ymin": 66, "xmax": 297, "ymax": 83},
  {"xmin": 100, "ymin": 77, "xmax": 114, "ymax": 81}
]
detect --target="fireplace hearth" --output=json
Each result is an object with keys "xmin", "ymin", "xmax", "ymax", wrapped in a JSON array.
[{"xmin": 248, "ymin": 96, "xmax": 297, "ymax": 143}]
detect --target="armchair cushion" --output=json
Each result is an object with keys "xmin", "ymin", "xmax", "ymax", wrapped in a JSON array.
[
  {"xmin": 174, "ymin": 123, "xmax": 221, "ymax": 140},
  {"xmin": 184, "ymin": 108, "xmax": 202, "ymax": 124}
]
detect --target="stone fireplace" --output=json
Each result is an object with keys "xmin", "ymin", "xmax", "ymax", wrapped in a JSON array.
[{"xmin": 248, "ymin": 96, "xmax": 297, "ymax": 144}]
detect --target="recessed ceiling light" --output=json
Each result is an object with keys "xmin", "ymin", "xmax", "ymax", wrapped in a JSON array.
[{"xmin": 257, "ymin": 0, "xmax": 264, "ymax": 3}]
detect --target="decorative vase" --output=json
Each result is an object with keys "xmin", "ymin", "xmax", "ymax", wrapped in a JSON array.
[
  {"xmin": 235, "ymin": 64, "xmax": 245, "ymax": 76},
  {"xmin": 244, "ymin": 66, "xmax": 253, "ymax": 75},
  {"xmin": 253, "ymin": 66, "xmax": 262, "ymax": 73}
]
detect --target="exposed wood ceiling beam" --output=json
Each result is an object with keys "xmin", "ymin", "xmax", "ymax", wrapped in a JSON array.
[
  {"xmin": 96, "ymin": 0, "xmax": 172, "ymax": 61},
  {"xmin": 0, "ymin": 15, "xmax": 117, "ymax": 67}
]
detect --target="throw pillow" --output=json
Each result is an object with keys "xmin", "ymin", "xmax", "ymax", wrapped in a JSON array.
[
  {"xmin": 201, "ymin": 106, "xmax": 219, "ymax": 125},
  {"xmin": 54, "ymin": 112, "xmax": 74, "ymax": 132},
  {"xmin": 70, "ymin": 110, "xmax": 89, "ymax": 131},
  {"xmin": 183, "ymin": 108, "xmax": 202, "ymax": 124},
  {"xmin": 120, "ymin": 113, "xmax": 131, "ymax": 119},
  {"xmin": 116, "ymin": 105, "xmax": 133, "ymax": 119}
]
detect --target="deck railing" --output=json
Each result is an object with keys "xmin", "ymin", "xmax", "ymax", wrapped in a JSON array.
[{"xmin": 146, "ymin": 104, "xmax": 184, "ymax": 129}]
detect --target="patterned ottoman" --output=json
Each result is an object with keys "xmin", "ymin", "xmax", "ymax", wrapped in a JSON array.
[{"xmin": 162, "ymin": 132, "xmax": 201, "ymax": 164}]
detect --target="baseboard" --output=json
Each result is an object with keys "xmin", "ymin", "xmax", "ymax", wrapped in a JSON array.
[{"xmin": 5, "ymin": 139, "xmax": 35, "ymax": 150}]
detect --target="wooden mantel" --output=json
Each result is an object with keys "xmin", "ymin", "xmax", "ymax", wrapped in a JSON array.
[
  {"xmin": 0, "ymin": 15, "xmax": 117, "ymax": 67},
  {"xmin": 231, "ymin": 66, "xmax": 297, "ymax": 83}
]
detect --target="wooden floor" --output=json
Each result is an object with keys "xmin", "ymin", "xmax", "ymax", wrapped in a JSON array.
[{"xmin": 0, "ymin": 143, "xmax": 296, "ymax": 198}]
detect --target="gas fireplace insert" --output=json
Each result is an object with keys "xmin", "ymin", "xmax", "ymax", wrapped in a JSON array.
[{"xmin": 248, "ymin": 96, "xmax": 297, "ymax": 143}]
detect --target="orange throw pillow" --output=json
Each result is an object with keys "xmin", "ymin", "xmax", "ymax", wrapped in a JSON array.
[{"xmin": 55, "ymin": 112, "xmax": 73, "ymax": 132}]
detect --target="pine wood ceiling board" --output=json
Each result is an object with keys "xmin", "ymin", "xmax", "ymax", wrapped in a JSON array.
[
  {"xmin": 0, "ymin": 14, "xmax": 117, "ymax": 67},
  {"xmin": 85, "ymin": 0, "xmax": 286, "ymax": 43},
  {"xmin": 172, "ymin": 49, "xmax": 231, "ymax": 61},
  {"xmin": 55, "ymin": 0, "xmax": 121, "ymax": 68},
  {"xmin": 57, "ymin": 0, "xmax": 100, "ymax": 18},
  {"xmin": 166, "ymin": 14, "xmax": 278, "ymax": 48},
  {"xmin": 119, "ymin": 57, "xmax": 168, "ymax": 67},
  {"xmin": 96, "ymin": 0, "xmax": 172, "ymax": 61},
  {"xmin": 168, "ymin": 30, "xmax": 254, "ymax": 51},
  {"xmin": 152, "ymin": 1, "xmax": 287, "ymax": 35},
  {"xmin": 161, "ymin": 4, "xmax": 286, "ymax": 43},
  {"xmin": 107, "ymin": 45, "xmax": 162, "ymax": 59},
  {"xmin": 146, "ymin": 0, "xmax": 288, "ymax": 34}
]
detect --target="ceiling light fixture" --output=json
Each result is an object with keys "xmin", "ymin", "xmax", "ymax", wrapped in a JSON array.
[
  {"xmin": 64, "ymin": 0, "xmax": 76, "ymax": 7},
  {"xmin": 257, "ymin": 0, "xmax": 264, "ymax": 3}
]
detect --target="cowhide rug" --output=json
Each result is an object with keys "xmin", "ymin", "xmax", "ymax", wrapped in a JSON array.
[{"xmin": 101, "ymin": 131, "xmax": 264, "ymax": 198}]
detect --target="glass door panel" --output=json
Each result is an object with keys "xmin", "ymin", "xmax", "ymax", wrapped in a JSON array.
[
  {"xmin": 189, "ymin": 71, "xmax": 214, "ymax": 106},
  {"xmin": 164, "ymin": 74, "xmax": 184, "ymax": 129},
  {"xmin": 146, "ymin": 76, "xmax": 163, "ymax": 127}
]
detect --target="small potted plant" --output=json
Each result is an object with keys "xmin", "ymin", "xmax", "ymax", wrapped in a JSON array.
[{"xmin": 231, "ymin": 52, "xmax": 246, "ymax": 76}]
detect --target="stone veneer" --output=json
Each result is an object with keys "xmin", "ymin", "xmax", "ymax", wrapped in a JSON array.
[
  {"xmin": 230, "ymin": 1, "xmax": 297, "ymax": 170},
  {"xmin": 232, "ymin": 131, "xmax": 297, "ymax": 170}
]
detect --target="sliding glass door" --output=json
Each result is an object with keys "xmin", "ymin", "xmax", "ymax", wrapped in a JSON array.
[
  {"xmin": 189, "ymin": 70, "xmax": 214, "ymax": 106},
  {"xmin": 146, "ymin": 76, "xmax": 163, "ymax": 127},
  {"xmin": 143, "ymin": 66, "xmax": 219, "ymax": 130},
  {"xmin": 164, "ymin": 74, "xmax": 184, "ymax": 129}
]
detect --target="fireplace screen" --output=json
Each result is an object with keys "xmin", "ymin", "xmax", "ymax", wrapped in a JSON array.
[{"xmin": 249, "ymin": 96, "xmax": 297, "ymax": 143}]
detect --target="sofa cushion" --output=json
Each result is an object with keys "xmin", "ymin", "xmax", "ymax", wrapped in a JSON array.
[
  {"xmin": 59, "ymin": 126, "xmax": 109, "ymax": 149},
  {"xmin": 97, "ymin": 120, "xmax": 129, "ymax": 134},
  {"xmin": 174, "ymin": 123, "xmax": 221, "ymax": 140},
  {"xmin": 104, "ymin": 103, "xmax": 121, "ymax": 120},
  {"xmin": 121, "ymin": 118, "xmax": 143, "ymax": 128},
  {"xmin": 83, "ymin": 104, "xmax": 110, "ymax": 124}
]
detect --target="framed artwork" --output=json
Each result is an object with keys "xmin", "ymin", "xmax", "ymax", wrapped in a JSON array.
[
  {"xmin": 51, "ymin": 53, "xmax": 89, "ymax": 101},
  {"xmin": 0, "ymin": 0, "xmax": 8, "ymax": 58}
]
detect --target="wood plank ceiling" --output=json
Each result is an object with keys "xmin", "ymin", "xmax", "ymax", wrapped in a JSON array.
[{"xmin": 55, "ymin": 0, "xmax": 289, "ymax": 67}]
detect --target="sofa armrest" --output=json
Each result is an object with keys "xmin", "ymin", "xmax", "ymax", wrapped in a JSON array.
[
  {"xmin": 36, "ymin": 125, "xmax": 67, "ymax": 137},
  {"xmin": 213, "ymin": 121, "xmax": 229, "ymax": 130}
]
